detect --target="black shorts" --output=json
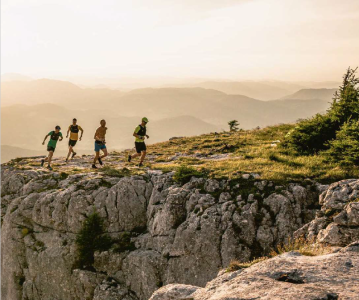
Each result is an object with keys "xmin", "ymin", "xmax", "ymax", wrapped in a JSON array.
[
  {"xmin": 69, "ymin": 140, "xmax": 77, "ymax": 147},
  {"xmin": 135, "ymin": 142, "xmax": 147, "ymax": 153},
  {"xmin": 47, "ymin": 146, "xmax": 55, "ymax": 152}
]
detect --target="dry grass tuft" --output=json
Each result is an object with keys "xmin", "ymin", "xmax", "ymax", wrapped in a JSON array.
[
  {"xmin": 269, "ymin": 237, "xmax": 331, "ymax": 257},
  {"xmin": 226, "ymin": 237, "xmax": 332, "ymax": 273},
  {"xmin": 227, "ymin": 257, "xmax": 268, "ymax": 272}
]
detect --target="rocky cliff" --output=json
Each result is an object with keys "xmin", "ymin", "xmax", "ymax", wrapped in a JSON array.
[
  {"xmin": 150, "ymin": 242, "xmax": 359, "ymax": 300},
  {"xmin": 1, "ymin": 155, "xmax": 358, "ymax": 300},
  {"xmin": 151, "ymin": 179, "xmax": 359, "ymax": 299}
]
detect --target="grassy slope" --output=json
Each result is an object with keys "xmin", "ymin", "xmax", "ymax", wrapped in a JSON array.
[
  {"xmin": 148, "ymin": 123, "xmax": 359, "ymax": 183},
  {"xmin": 5, "ymin": 124, "xmax": 359, "ymax": 184}
]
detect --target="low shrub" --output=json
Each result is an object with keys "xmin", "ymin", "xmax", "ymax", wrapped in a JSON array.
[
  {"xmin": 75, "ymin": 212, "xmax": 113, "ymax": 269},
  {"xmin": 113, "ymin": 232, "xmax": 136, "ymax": 253},
  {"xmin": 59, "ymin": 172, "xmax": 69, "ymax": 180},
  {"xmin": 326, "ymin": 120, "xmax": 359, "ymax": 165},
  {"xmin": 173, "ymin": 165, "xmax": 203, "ymax": 185},
  {"xmin": 283, "ymin": 114, "xmax": 339, "ymax": 154}
]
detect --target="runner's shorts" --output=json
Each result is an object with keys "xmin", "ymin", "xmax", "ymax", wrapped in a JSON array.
[
  {"xmin": 69, "ymin": 140, "xmax": 77, "ymax": 147},
  {"xmin": 47, "ymin": 146, "xmax": 56, "ymax": 152},
  {"xmin": 95, "ymin": 141, "xmax": 106, "ymax": 152},
  {"xmin": 135, "ymin": 142, "xmax": 147, "ymax": 153}
]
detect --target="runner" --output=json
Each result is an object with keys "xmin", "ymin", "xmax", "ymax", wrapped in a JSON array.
[
  {"xmin": 65, "ymin": 118, "xmax": 84, "ymax": 162},
  {"xmin": 41, "ymin": 125, "xmax": 63, "ymax": 170},
  {"xmin": 92, "ymin": 119, "xmax": 108, "ymax": 169},
  {"xmin": 128, "ymin": 117, "xmax": 149, "ymax": 167}
]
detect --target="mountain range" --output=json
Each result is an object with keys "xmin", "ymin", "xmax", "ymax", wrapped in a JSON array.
[{"xmin": 1, "ymin": 77, "xmax": 337, "ymax": 162}]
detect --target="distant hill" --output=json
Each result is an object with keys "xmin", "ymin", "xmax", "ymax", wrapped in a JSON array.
[
  {"xmin": 1, "ymin": 145, "xmax": 44, "ymax": 163},
  {"xmin": 150, "ymin": 115, "xmax": 220, "ymax": 136},
  {"xmin": 115, "ymin": 87, "xmax": 331, "ymax": 127},
  {"xmin": 175, "ymin": 81, "xmax": 297, "ymax": 100},
  {"xmin": 1, "ymin": 79, "xmax": 335, "ymax": 154},
  {"xmin": 1, "ymin": 104, "xmax": 222, "ymax": 155},
  {"xmin": 269, "ymin": 98, "xmax": 330, "ymax": 116},
  {"xmin": 168, "ymin": 81, "xmax": 341, "ymax": 100},
  {"xmin": 281, "ymin": 88, "xmax": 337, "ymax": 101},
  {"xmin": 1, "ymin": 73, "xmax": 33, "ymax": 82},
  {"xmin": 1, "ymin": 79, "xmax": 125, "ymax": 108}
]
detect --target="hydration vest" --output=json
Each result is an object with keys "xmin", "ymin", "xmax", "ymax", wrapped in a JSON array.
[
  {"xmin": 50, "ymin": 131, "xmax": 61, "ymax": 141},
  {"xmin": 137, "ymin": 125, "xmax": 146, "ymax": 136},
  {"xmin": 70, "ymin": 125, "xmax": 79, "ymax": 133}
]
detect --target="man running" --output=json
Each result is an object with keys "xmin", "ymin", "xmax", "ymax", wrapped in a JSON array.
[
  {"xmin": 128, "ymin": 117, "xmax": 149, "ymax": 167},
  {"xmin": 41, "ymin": 125, "xmax": 63, "ymax": 170},
  {"xmin": 65, "ymin": 118, "xmax": 84, "ymax": 162},
  {"xmin": 92, "ymin": 119, "xmax": 108, "ymax": 169}
]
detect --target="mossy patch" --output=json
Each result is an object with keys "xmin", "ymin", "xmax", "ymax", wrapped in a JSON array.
[
  {"xmin": 59, "ymin": 172, "xmax": 69, "ymax": 180},
  {"xmin": 173, "ymin": 165, "xmax": 205, "ymax": 185},
  {"xmin": 99, "ymin": 166, "xmax": 131, "ymax": 178}
]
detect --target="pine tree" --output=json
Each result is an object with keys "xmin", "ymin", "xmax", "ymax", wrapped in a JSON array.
[{"xmin": 228, "ymin": 120, "xmax": 239, "ymax": 132}]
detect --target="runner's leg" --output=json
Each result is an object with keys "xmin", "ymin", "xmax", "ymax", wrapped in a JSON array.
[
  {"xmin": 48, "ymin": 151, "xmax": 53, "ymax": 166},
  {"xmin": 100, "ymin": 148, "xmax": 108, "ymax": 159},
  {"xmin": 131, "ymin": 153, "xmax": 140, "ymax": 159},
  {"xmin": 93, "ymin": 151, "xmax": 99, "ymax": 164},
  {"xmin": 66, "ymin": 146, "xmax": 73, "ymax": 161},
  {"xmin": 140, "ymin": 150, "xmax": 146, "ymax": 163}
]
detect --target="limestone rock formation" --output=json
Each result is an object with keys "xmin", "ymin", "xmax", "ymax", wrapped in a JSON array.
[
  {"xmin": 295, "ymin": 179, "xmax": 359, "ymax": 246},
  {"xmin": 1, "ymin": 156, "xmax": 324, "ymax": 300},
  {"xmin": 150, "ymin": 242, "xmax": 359, "ymax": 300}
]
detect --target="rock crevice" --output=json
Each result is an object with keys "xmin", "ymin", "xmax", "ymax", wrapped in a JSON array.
[{"xmin": 2, "ymin": 164, "xmax": 357, "ymax": 300}]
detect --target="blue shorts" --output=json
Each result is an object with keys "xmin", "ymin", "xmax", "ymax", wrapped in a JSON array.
[{"xmin": 94, "ymin": 141, "xmax": 106, "ymax": 152}]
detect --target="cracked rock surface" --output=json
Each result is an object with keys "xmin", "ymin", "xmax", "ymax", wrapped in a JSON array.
[
  {"xmin": 151, "ymin": 242, "xmax": 359, "ymax": 300},
  {"xmin": 1, "ymin": 156, "xmax": 357, "ymax": 300}
]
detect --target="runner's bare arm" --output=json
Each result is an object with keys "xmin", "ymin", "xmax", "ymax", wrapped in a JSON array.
[
  {"xmin": 66, "ymin": 127, "xmax": 70, "ymax": 138},
  {"xmin": 94, "ymin": 128, "xmax": 101, "ymax": 140},
  {"xmin": 42, "ymin": 134, "xmax": 49, "ymax": 145},
  {"xmin": 80, "ymin": 128, "xmax": 84, "ymax": 141}
]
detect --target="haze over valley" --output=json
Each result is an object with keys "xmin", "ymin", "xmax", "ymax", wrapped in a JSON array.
[
  {"xmin": 1, "ymin": 0, "xmax": 357, "ymax": 162},
  {"xmin": 1, "ymin": 75, "xmax": 337, "ymax": 162}
]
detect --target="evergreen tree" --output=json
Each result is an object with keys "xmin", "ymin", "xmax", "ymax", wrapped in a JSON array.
[
  {"xmin": 284, "ymin": 67, "xmax": 359, "ymax": 154},
  {"xmin": 228, "ymin": 120, "xmax": 239, "ymax": 132}
]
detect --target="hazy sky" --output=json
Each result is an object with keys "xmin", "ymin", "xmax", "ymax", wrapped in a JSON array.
[{"xmin": 2, "ymin": 0, "xmax": 359, "ymax": 81}]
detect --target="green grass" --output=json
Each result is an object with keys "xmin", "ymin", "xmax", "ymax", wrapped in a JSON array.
[
  {"xmin": 149, "ymin": 124, "xmax": 359, "ymax": 183},
  {"xmin": 99, "ymin": 166, "xmax": 131, "ymax": 177},
  {"xmin": 173, "ymin": 165, "xmax": 204, "ymax": 185},
  {"xmin": 5, "ymin": 123, "xmax": 359, "ymax": 184}
]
